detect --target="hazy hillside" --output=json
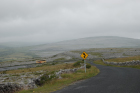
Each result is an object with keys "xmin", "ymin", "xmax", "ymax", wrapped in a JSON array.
[
  {"xmin": 1, "ymin": 36, "xmax": 140, "ymax": 61},
  {"xmin": 32, "ymin": 36, "xmax": 140, "ymax": 50},
  {"xmin": 30, "ymin": 36, "xmax": 140, "ymax": 57},
  {"xmin": 0, "ymin": 42, "xmax": 45, "ymax": 47}
]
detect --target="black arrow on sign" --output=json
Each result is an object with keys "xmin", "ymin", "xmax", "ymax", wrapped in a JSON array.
[{"xmin": 83, "ymin": 53, "xmax": 86, "ymax": 58}]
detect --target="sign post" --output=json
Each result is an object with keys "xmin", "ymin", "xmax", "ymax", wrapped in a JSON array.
[
  {"xmin": 81, "ymin": 52, "xmax": 88, "ymax": 73},
  {"xmin": 84, "ymin": 59, "xmax": 86, "ymax": 73}
]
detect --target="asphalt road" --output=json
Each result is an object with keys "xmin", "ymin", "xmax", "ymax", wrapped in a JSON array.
[{"xmin": 53, "ymin": 62, "xmax": 140, "ymax": 93}]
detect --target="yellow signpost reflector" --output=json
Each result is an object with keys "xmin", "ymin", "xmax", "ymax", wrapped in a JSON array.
[{"xmin": 81, "ymin": 52, "xmax": 88, "ymax": 59}]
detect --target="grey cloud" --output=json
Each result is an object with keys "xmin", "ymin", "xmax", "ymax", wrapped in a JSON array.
[{"xmin": 0, "ymin": 0, "xmax": 140, "ymax": 43}]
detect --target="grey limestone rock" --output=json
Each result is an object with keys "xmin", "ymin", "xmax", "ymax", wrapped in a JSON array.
[{"xmin": 0, "ymin": 83, "xmax": 23, "ymax": 93}]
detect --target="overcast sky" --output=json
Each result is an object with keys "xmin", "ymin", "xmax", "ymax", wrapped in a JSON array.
[{"xmin": 0, "ymin": 0, "xmax": 140, "ymax": 43}]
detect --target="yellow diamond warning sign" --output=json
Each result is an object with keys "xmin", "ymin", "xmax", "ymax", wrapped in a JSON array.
[{"xmin": 81, "ymin": 52, "xmax": 88, "ymax": 59}]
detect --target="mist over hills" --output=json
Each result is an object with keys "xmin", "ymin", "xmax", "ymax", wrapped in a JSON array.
[
  {"xmin": 1, "ymin": 36, "xmax": 140, "ymax": 49},
  {"xmin": 27, "ymin": 36, "xmax": 140, "ymax": 57},
  {"xmin": 32, "ymin": 36, "xmax": 140, "ymax": 51},
  {"xmin": 0, "ymin": 42, "xmax": 46, "ymax": 48},
  {"xmin": 1, "ymin": 36, "xmax": 140, "ymax": 58}
]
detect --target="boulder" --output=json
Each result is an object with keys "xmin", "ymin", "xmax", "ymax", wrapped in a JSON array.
[{"xmin": 0, "ymin": 83, "xmax": 23, "ymax": 93}]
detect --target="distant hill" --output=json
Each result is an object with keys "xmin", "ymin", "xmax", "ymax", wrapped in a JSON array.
[
  {"xmin": 0, "ymin": 45, "xmax": 9, "ymax": 49},
  {"xmin": 28, "ymin": 36, "xmax": 140, "ymax": 57},
  {"xmin": 1, "ymin": 36, "xmax": 140, "ymax": 57},
  {"xmin": 32, "ymin": 36, "xmax": 140, "ymax": 51},
  {"xmin": 0, "ymin": 42, "xmax": 45, "ymax": 47}
]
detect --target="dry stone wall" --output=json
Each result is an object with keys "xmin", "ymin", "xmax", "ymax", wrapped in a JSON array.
[
  {"xmin": 34, "ymin": 65, "xmax": 85, "ymax": 86},
  {"xmin": 0, "ymin": 65, "xmax": 85, "ymax": 93},
  {"xmin": 102, "ymin": 58, "xmax": 140, "ymax": 66}
]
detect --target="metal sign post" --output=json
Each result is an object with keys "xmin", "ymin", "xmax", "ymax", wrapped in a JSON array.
[
  {"xmin": 81, "ymin": 52, "xmax": 88, "ymax": 73},
  {"xmin": 84, "ymin": 59, "xmax": 86, "ymax": 73}
]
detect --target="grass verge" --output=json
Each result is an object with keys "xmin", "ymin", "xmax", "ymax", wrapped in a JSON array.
[
  {"xmin": 16, "ymin": 66, "xmax": 99, "ymax": 93},
  {"xmin": 105, "ymin": 55, "xmax": 140, "ymax": 62},
  {"xmin": 93, "ymin": 59, "xmax": 140, "ymax": 69}
]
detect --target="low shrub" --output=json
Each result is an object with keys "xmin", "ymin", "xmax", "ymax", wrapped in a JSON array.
[
  {"xmin": 73, "ymin": 60, "xmax": 84, "ymax": 67},
  {"xmin": 39, "ymin": 71, "xmax": 56, "ymax": 86},
  {"xmin": 79, "ymin": 60, "xmax": 84, "ymax": 63},
  {"xmin": 54, "ymin": 58, "xmax": 65, "ymax": 61},
  {"xmin": 52, "ymin": 63, "xmax": 55, "ymax": 65},
  {"xmin": 86, "ymin": 63, "xmax": 91, "ymax": 69}
]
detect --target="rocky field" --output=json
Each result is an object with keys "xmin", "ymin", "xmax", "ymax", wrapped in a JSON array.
[
  {"xmin": 1, "ymin": 48, "xmax": 140, "ymax": 92},
  {"xmin": 1, "ymin": 48, "xmax": 140, "ymax": 67}
]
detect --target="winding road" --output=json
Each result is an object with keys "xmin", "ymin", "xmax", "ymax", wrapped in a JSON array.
[{"xmin": 53, "ymin": 62, "xmax": 140, "ymax": 93}]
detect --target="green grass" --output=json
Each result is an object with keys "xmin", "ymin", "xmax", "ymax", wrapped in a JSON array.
[
  {"xmin": 54, "ymin": 58, "xmax": 66, "ymax": 61},
  {"xmin": 88, "ymin": 52, "xmax": 102, "ymax": 57},
  {"xmin": 16, "ymin": 66, "xmax": 99, "ymax": 93},
  {"xmin": 122, "ymin": 53, "xmax": 130, "ymax": 56},
  {"xmin": 0, "ymin": 63, "xmax": 75, "ymax": 74},
  {"xmin": 70, "ymin": 51, "xmax": 83, "ymax": 54}
]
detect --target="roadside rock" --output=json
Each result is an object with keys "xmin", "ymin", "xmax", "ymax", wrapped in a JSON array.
[{"xmin": 0, "ymin": 83, "xmax": 23, "ymax": 93}]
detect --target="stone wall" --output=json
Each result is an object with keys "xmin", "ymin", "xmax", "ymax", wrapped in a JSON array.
[
  {"xmin": 0, "ymin": 82, "xmax": 37, "ymax": 93},
  {"xmin": 34, "ymin": 65, "xmax": 85, "ymax": 86},
  {"xmin": 102, "ymin": 58, "xmax": 140, "ymax": 66},
  {"xmin": 0, "ymin": 65, "xmax": 85, "ymax": 93}
]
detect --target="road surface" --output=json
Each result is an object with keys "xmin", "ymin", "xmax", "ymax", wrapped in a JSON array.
[{"xmin": 53, "ymin": 62, "xmax": 140, "ymax": 93}]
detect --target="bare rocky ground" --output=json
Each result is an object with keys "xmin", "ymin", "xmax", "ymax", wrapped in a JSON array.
[
  {"xmin": 1, "ymin": 48, "xmax": 140, "ymax": 92},
  {"xmin": 1, "ymin": 48, "xmax": 140, "ymax": 72},
  {"xmin": 0, "ymin": 70, "xmax": 44, "ymax": 85},
  {"xmin": 0, "ymin": 63, "xmax": 85, "ymax": 92},
  {"xmin": 1, "ymin": 48, "xmax": 140, "ymax": 67}
]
